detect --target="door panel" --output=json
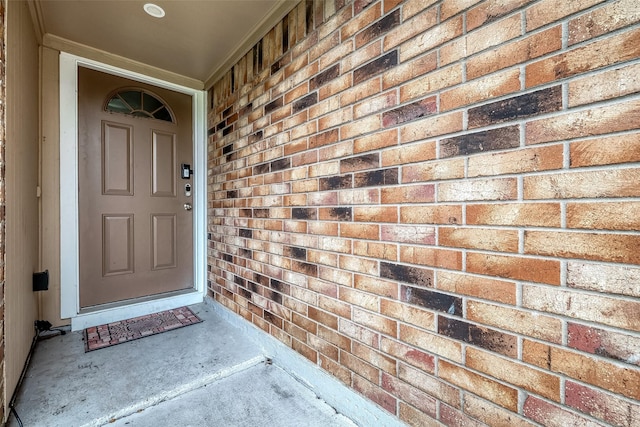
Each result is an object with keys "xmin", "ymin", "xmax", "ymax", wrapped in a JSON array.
[
  {"xmin": 78, "ymin": 67, "xmax": 193, "ymax": 308},
  {"xmin": 102, "ymin": 122, "xmax": 133, "ymax": 196},
  {"xmin": 102, "ymin": 214, "xmax": 134, "ymax": 276},
  {"xmin": 152, "ymin": 213, "xmax": 177, "ymax": 270},
  {"xmin": 152, "ymin": 130, "xmax": 177, "ymax": 197}
]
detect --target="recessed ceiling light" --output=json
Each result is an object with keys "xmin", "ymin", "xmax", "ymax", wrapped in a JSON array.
[{"xmin": 143, "ymin": 3, "xmax": 165, "ymax": 18}]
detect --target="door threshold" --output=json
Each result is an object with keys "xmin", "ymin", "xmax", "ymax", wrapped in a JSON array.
[{"xmin": 71, "ymin": 289, "xmax": 204, "ymax": 331}]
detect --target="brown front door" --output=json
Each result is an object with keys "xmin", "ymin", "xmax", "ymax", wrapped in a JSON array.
[{"xmin": 78, "ymin": 67, "xmax": 193, "ymax": 308}]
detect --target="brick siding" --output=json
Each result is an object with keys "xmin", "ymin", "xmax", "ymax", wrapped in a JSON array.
[
  {"xmin": 0, "ymin": 0, "xmax": 5, "ymax": 421},
  {"xmin": 207, "ymin": 1, "xmax": 640, "ymax": 425}
]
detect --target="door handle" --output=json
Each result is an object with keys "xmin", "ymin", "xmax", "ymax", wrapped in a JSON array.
[{"xmin": 184, "ymin": 203, "xmax": 192, "ymax": 211}]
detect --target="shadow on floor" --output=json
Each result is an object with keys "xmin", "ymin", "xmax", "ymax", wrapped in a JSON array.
[{"xmin": 8, "ymin": 303, "xmax": 356, "ymax": 427}]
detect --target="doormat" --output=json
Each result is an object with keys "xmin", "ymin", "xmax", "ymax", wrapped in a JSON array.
[{"xmin": 83, "ymin": 306, "xmax": 202, "ymax": 352}]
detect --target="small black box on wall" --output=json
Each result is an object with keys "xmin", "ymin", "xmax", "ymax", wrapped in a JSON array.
[{"xmin": 33, "ymin": 270, "xmax": 49, "ymax": 292}]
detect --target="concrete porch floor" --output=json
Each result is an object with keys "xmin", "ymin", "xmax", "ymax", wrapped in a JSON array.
[{"xmin": 7, "ymin": 301, "xmax": 358, "ymax": 427}]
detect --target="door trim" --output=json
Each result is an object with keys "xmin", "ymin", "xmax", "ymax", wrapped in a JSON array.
[{"xmin": 60, "ymin": 52, "xmax": 207, "ymax": 331}]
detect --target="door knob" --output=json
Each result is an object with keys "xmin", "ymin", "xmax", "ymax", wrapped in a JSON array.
[{"xmin": 184, "ymin": 203, "xmax": 192, "ymax": 211}]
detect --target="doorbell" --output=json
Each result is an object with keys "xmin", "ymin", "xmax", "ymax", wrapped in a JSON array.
[{"xmin": 181, "ymin": 163, "xmax": 192, "ymax": 179}]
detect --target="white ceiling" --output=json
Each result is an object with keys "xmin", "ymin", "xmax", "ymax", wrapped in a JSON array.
[{"xmin": 32, "ymin": 0, "xmax": 296, "ymax": 85}]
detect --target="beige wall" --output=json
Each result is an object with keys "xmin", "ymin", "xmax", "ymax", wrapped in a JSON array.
[
  {"xmin": 40, "ymin": 46, "xmax": 61, "ymax": 327},
  {"xmin": 4, "ymin": 0, "xmax": 40, "ymax": 417}
]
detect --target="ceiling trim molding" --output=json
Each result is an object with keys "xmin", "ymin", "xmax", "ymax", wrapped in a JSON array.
[
  {"xmin": 43, "ymin": 34, "xmax": 204, "ymax": 90},
  {"xmin": 204, "ymin": 0, "xmax": 298, "ymax": 89},
  {"xmin": 27, "ymin": 0, "xmax": 46, "ymax": 43}
]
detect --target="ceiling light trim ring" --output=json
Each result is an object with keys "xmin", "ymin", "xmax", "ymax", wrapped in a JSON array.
[{"xmin": 143, "ymin": 3, "xmax": 165, "ymax": 18}]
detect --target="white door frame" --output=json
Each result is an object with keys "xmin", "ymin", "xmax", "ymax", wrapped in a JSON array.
[{"xmin": 59, "ymin": 52, "xmax": 207, "ymax": 331}]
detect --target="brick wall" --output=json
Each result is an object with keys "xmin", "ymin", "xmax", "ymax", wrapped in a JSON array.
[
  {"xmin": 207, "ymin": 0, "xmax": 640, "ymax": 425},
  {"xmin": 0, "ymin": 0, "xmax": 5, "ymax": 421}
]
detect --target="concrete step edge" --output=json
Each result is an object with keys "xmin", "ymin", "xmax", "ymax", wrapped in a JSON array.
[{"xmin": 80, "ymin": 354, "xmax": 266, "ymax": 427}]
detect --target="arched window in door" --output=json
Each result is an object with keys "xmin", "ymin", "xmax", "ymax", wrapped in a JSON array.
[{"xmin": 104, "ymin": 88, "xmax": 176, "ymax": 123}]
